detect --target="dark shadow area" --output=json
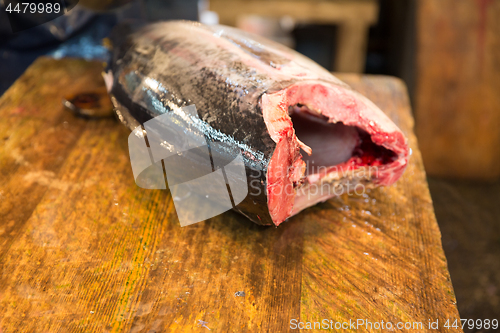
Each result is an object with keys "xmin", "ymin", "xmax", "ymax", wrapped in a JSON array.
[
  {"xmin": 428, "ymin": 177, "xmax": 500, "ymax": 330},
  {"xmin": 292, "ymin": 24, "xmax": 337, "ymax": 71}
]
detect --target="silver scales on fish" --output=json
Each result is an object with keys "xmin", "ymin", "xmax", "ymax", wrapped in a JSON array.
[{"xmin": 95, "ymin": 20, "xmax": 409, "ymax": 227}]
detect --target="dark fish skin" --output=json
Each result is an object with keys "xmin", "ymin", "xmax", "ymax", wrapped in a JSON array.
[{"xmin": 106, "ymin": 21, "xmax": 409, "ymax": 226}]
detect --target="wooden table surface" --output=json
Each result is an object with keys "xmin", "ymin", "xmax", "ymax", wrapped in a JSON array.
[{"xmin": 0, "ymin": 58, "xmax": 461, "ymax": 332}]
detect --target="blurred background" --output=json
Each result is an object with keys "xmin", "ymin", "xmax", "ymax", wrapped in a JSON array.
[{"xmin": 1, "ymin": 0, "xmax": 499, "ymax": 327}]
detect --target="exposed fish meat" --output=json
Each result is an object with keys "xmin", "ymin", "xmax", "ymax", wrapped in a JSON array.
[{"xmin": 106, "ymin": 21, "xmax": 409, "ymax": 226}]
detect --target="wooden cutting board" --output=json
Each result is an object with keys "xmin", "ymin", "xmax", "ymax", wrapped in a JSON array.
[{"xmin": 0, "ymin": 58, "xmax": 461, "ymax": 332}]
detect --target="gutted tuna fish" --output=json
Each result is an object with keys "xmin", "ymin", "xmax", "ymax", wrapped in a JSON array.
[{"xmin": 106, "ymin": 21, "xmax": 409, "ymax": 226}]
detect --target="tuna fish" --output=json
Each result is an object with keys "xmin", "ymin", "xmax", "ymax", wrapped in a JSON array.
[{"xmin": 105, "ymin": 21, "xmax": 409, "ymax": 226}]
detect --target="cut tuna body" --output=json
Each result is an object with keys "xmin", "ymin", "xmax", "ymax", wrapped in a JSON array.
[{"xmin": 107, "ymin": 21, "xmax": 409, "ymax": 226}]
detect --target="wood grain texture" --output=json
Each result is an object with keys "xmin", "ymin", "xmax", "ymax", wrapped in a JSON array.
[
  {"xmin": 0, "ymin": 58, "xmax": 461, "ymax": 332},
  {"xmin": 415, "ymin": 0, "xmax": 500, "ymax": 179}
]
